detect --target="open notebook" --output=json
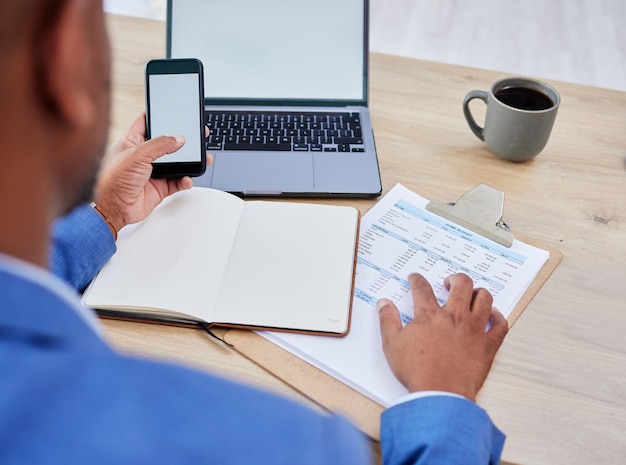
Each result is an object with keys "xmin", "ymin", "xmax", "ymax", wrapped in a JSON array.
[{"xmin": 82, "ymin": 188, "xmax": 360, "ymax": 336}]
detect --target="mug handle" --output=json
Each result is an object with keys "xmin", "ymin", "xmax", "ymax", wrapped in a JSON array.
[{"xmin": 462, "ymin": 90, "xmax": 488, "ymax": 141}]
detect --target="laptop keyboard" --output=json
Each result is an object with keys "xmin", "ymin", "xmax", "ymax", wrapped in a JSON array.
[{"xmin": 205, "ymin": 110, "xmax": 365, "ymax": 153}]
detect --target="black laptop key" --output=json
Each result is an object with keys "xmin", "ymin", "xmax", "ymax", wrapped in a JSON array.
[
  {"xmin": 223, "ymin": 142, "xmax": 291, "ymax": 151},
  {"xmin": 293, "ymin": 144, "xmax": 309, "ymax": 151},
  {"xmin": 334, "ymin": 137, "xmax": 364, "ymax": 145},
  {"xmin": 206, "ymin": 135, "xmax": 223, "ymax": 150},
  {"xmin": 338, "ymin": 144, "xmax": 350, "ymax": 152}
]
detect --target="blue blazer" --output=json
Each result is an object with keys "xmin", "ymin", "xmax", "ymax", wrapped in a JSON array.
[
  {"xmin": 0, "ymin": 204, "xmax": 504, "ymax": 464},
  {"xmin": 382, "ymin": 396, "xmax": 505, "ymax": 464}
]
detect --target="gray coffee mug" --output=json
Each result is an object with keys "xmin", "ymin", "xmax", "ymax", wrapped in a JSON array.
[{"xmin": 463, "ymin": 77, "xmax": 560, "ymax": 162}]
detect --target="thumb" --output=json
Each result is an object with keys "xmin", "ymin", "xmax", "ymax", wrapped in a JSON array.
[
  {"xmin": 377, "ymin": 298, "xmax": 402, "ymax": 347},
  {"xmin": 139, "ymin": 135, "xmax": 186, "ymax": 163}
]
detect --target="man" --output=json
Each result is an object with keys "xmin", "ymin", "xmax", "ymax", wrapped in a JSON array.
[{"xmin": 0, "ymin": 0, "xmax": 508, "ymax": 463}]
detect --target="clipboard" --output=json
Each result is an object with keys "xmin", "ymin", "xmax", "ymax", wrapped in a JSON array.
[
  {"xmin": 426, "ymin": 184, "xmax": 513, "ymax": 247},
  {"xmin": 222, "ymin": 184, "xmax": 563, "ymax": 441}
]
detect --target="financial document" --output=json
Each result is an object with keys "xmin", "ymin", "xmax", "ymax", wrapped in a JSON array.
[{"xmin": 260, "ymin": 184, "xmax": 550, "ymax": 406}]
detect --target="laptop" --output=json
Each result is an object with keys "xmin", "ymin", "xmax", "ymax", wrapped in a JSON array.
[{"xmin": 166, "ymin": 0, "xmax": 382, "ymax": 197}]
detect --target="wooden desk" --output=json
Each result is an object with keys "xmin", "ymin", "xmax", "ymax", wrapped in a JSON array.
[{"xmin": 103, "ymin": 14, "xmax": 626, "ymax": 465}]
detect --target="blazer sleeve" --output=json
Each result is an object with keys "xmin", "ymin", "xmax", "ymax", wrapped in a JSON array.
[
  {"xmin": 380, "ymin": 395, "xmax": 505, "ymax": 465},
  {"xmin": 50, "ymin": 204, "xmax": 117, "ymax": 291}
]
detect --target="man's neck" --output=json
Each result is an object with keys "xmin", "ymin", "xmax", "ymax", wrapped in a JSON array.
[{"xmin": 0, "ymin": 167, "xmax": 56, "ymax": 268}]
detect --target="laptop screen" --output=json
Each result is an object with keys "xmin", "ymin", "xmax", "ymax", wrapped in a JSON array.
[{"xmin": 167, "ymin": 0, "xmax": 367, "ymax": 105}]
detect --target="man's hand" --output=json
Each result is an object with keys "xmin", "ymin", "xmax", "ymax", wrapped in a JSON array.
[
  {"xmin": 93, "ymin": 113, "xmax": 211, "ymax": 235},
  {"xmin": 378, "ymin": 273, "xmax": 508, "ymax": 402}
]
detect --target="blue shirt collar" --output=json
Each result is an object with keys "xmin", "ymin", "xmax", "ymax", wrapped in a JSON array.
[{"xmin": 0, "ymin": 253, "xmax": 104, "ymax": 345}]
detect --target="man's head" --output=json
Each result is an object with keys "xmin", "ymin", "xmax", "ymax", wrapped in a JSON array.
[
  {"xmin": 0, "ymin": 0, "xmax": 111, "ymax": 264},
  {"xmin": 0, "ymin": 0, "xmax": 111, "ymax": 217}
]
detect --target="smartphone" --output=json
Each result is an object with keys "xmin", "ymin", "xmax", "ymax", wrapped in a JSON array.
[{"xmin": 145, "ymin": 58, "xmax": 206, "ymax": 178}]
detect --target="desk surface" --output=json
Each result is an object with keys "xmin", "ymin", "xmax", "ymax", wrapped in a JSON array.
[{"xmin": 103, "ymin": 14, "xmax": 626, "ymax": 465}]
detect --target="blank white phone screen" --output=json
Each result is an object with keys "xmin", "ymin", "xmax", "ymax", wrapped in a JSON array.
[{"xmin": 149, "ymin": 73, "xmax": 201, "ymax": 163}]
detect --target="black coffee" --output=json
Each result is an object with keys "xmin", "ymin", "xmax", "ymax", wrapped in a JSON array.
[{"xmin": 495, "ymin": 86, "xmax": 554, "ymax": 111}]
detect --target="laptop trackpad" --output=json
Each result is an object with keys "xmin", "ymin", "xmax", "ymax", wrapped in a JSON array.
[{"xmin": 208, "ymin": 153, "xmax": 314, "ymax": 194}]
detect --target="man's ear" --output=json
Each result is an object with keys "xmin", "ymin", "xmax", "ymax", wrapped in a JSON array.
[{"xmin": 38, "ymin": 0, "xmax": 96, "ymax": 128}]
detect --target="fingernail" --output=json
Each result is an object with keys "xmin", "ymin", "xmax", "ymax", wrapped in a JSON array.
[
  {"xmin": 376, "ymin": 298, "xmax": 391, "ymax": 312},
  {"xmin": 175, "ymin": 135, "xmax": 186, "ymax": 145}
]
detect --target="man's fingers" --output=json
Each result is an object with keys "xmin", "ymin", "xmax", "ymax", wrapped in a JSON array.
[
  {"xmin": 171, "ymin": 176, "xmax": 194, "ymax": 193},
  {"xmin": 127, "ymin": 112, "xmax": 147, "ymax": 137},
  {"xmin": 377, "ymin": 298, "xmax": 402, "ymax": 349},
  {"xmin": 442, "ymin": 273, "xmax": 474, "ymax": 314},
  {"xmin": 486, "ymin": 308, "xmax": 508, "ymax": 351},
  {"xmin": 471, "ymin": 287, "xmax": 494, "ymax": 326},
  {"xmin": 408, "ymin": 273, "xmax": 440, "ymax": 314}
]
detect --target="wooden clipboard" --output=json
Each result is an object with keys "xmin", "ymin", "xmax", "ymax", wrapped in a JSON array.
[{"xmin": 222, "ymin": 185, "xmax": 563, "ymax": 441}]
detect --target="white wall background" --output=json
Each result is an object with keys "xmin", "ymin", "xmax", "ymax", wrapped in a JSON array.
[{"xmin": 104, "ymin": 0, "xmax": 626, "ymax": 91}]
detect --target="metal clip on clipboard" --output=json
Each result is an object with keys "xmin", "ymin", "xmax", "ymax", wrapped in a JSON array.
[{"xmin": 426, "ymin": 184, "xmax": 514, "ymax": 247}]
